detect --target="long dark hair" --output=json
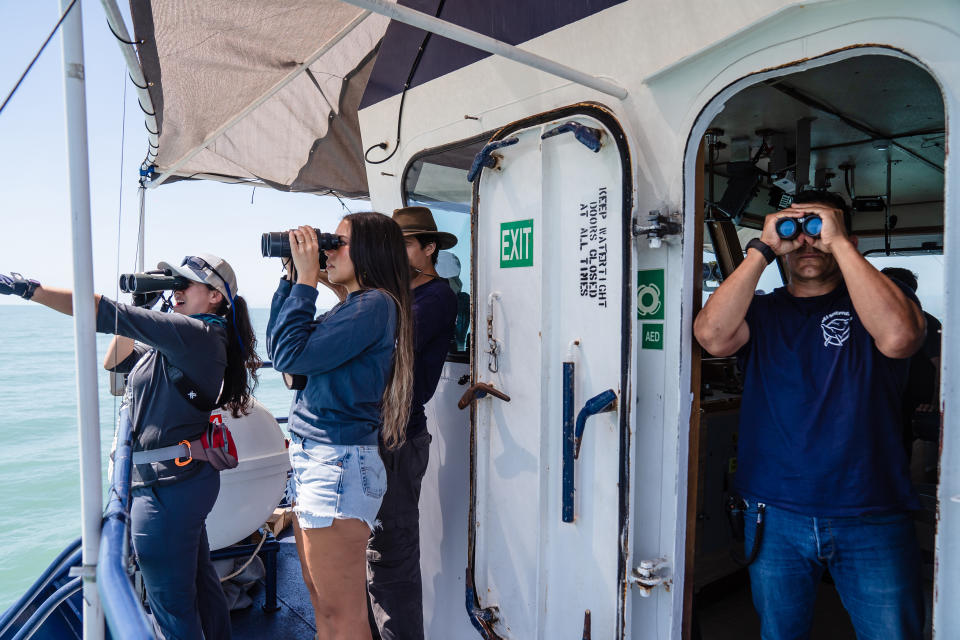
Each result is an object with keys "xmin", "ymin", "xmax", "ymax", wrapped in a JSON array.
[
  {"xmin": 344, "ymin": 211, "xmax": 414, "ymax": 450},
  {"xmin": 213, "ymin": 293, "xmax": 261, "ymax": 417}
]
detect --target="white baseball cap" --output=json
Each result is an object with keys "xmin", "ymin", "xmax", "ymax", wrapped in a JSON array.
[{"xmin": 157, "ymin": 253, "xmax": 238, "ymax": 305}]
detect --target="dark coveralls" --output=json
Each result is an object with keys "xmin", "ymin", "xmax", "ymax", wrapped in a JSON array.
[
  {"xmin": 99, "ymin": 299, "xmax": 231, "ymax": 640},
  {"xmin": 367, "ymin": 278, "xmax": 457, "ymax": 640}
]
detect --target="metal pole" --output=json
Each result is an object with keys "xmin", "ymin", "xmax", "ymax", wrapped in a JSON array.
[
  {"xmin": 99, "ymin": 0, "xmax": 159, "ymax": 164},
  {"xmin": 338, "ymin": 0, "xmax": 628, "ymax": 100},
  {"xmin": 60, "ymin": 1, "xmax": 105, "ymax": 638},
  {"xmin": 137, "ymin": 186, "xmax": 145, "ymax": 271},
  {"xmin": 885, "ymin": 152, "xmax": 892, "ymax": 255}
]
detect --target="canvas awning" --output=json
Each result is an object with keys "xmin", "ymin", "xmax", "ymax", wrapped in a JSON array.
[{"xmin": 129, "ymin": 0, "xmax": 395, "ymax": 197}]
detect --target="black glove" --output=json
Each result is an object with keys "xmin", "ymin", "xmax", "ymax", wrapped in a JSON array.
[
  {"xmin": 132, "ymin": 291, "xmax": 162, "ymax": 309},
  {"xmin": 0, "ymin": 273, "xmax": 40, "ymax": 299}
]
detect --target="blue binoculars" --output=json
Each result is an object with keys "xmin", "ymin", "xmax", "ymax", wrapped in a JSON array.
[{"xmin": 775, "ymin": 215, "xmax": 822, "ymax": 240}]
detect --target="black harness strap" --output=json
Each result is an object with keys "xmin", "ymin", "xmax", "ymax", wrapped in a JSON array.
[{"xmin": 167, "ymin": 363, "xmax": 220, "ymax": 412}]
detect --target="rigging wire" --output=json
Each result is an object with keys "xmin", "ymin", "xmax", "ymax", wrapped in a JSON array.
[
  {"xmin": 332, "ymin": 191, "xmax": 351, "ymax": 213},
  {"xmin": 363, "ymin": 0, "xmax": 447, "ymax": 165},
  {"xmin": 0, "ymin": 0, "xmax": 79, "ymax": 117}
]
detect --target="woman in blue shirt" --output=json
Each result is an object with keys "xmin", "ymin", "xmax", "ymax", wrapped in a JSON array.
[{"xmin": 267, "ymin": 212, "xmax": 414, "ymax": 640}]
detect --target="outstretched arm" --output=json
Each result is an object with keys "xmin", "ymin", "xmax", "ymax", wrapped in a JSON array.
[
  {"xmin": 29, "ymin": 285, "xmax": 101, "ymax": 317},
  {"xmin": 10, "ymin": 282, "xmax": 128, "ymax": 368}
]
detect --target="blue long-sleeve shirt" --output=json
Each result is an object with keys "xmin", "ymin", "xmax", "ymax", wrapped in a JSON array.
[{"xmin": 267, "ymin": 280, "xmax": 397, "ymax": 445}]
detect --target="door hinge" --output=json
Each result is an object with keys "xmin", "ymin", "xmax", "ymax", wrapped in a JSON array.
[
  {"xmin": 632, "ymin": 210, "xmax": 682, "ymax": 248},
  {"xmin": 628, "ymin": 557, "xmax": 671, "ymax": 597}
]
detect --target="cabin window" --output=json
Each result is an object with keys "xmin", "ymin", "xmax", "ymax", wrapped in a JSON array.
[{"xmin": 404, "ymin": 133, "xmax": 492, "ymax": 361}]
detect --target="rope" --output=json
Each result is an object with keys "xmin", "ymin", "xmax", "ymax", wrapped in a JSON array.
[
  {"xmin": 106, "ymin": 18, "xmax": 142, "ymax": 46},
  {"xmin": 0, "ymin": 0, "xmax": 79, "ymax": 117},
  {"xmin": 219, "ymin": 528, "xmax": 269, "ymax": 583}
]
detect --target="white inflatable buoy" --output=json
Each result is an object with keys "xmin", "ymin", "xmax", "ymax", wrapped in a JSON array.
[{"xmin": 206, "ymin": 399, "xmax": 289, "ymax": 550}]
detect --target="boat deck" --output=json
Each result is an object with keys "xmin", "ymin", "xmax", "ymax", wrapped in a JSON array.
[{"xmin": 231, "ymin": 528, "xmax": 316, "ymax": 640}]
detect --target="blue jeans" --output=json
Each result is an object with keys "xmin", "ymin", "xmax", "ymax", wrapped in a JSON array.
[
  {"xmin": 131, "ymin": 463, "xmax": 231, "ymax": 640},
  {"xmin": 743, "ymin": 501, "xmax": 923, "ymax": 640}
]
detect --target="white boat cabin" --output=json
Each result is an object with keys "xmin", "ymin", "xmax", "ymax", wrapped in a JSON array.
[{"xmin": 130, "ymin": 0, "xmax": 960, "ymax": 637}]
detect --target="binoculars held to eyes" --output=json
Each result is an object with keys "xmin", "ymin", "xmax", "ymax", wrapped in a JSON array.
[
  {"xmin": 261, "ymin": 230, "xmax": 345, "ymax": 270},
  {"xmin": 775, "ymin": 215, "xmax": 822, "ymax": 240},
  {"xmin": 119, "ymin": 270, "xmax": 189, "ymax": 294}
]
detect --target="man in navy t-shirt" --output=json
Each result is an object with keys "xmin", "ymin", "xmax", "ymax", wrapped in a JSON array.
[
  {"xmin": 367, "ymin": 207, "xmax": 458, "ymax": 640},
  {"xmin": 694, "ymin": 191, "xmax": 926, "ymax": 639}
]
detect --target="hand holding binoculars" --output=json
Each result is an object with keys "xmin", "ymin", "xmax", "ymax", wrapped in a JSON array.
[{"xmin": 775, "ymin": 214, "xmax": 822, "ymax": 240}]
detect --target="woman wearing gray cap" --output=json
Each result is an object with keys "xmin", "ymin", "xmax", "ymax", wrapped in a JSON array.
[{"xmin": 1, "ymin": 254, "xmax": 260, "ymax": 640}]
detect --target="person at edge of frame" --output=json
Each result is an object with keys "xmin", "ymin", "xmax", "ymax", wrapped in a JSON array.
[
  {"xmin": 0, "ymin": 253, "xmax": 260, "ymax": 640},
  {"xmin": 692, "ymin": 190, "xmax": 927, "ymax": 640},
  {"xmin": 365, "ymin": 206, "xmax": 459, "ymax": 640},
  {"xmin": 266, "ymin": 214, "xmax": 414, "ymax": 640},
  {"xmin": 878, "ymin": 266, "xmax": 942, "ymax": 469}
]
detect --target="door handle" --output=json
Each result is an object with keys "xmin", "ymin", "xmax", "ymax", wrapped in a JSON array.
[
  {"xmin": 562, "ymin": 378, "xmax": 617, "ymax": 523},
  {"xmin": 575, "ymin": 390, "xmax": 617, "ymax": 458},
  {"xmin": 540, "ymin": 120, "xmax": 603, "ymax": 152},
  {"xmin": 458, "ymin": 382, "xmax": 511, "ymax": 410}
]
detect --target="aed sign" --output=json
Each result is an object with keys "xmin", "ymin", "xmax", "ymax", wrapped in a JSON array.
[
  {"xmin": 500, "ymin": 219, "xmax": 534, "ymax": 268},
  {"xmin": 642, "ymin": 323, "xmax": 664, "ymax": 350}
]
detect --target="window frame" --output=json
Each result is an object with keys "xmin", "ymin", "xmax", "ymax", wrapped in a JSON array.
[{"xmin": 402, "ymin": 131, "xmax": 495, "ymax": 364}]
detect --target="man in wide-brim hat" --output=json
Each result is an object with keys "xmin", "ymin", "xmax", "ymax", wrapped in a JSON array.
[
  {"xmin": 366, "ymin": 206, "xmax": 459, "ymax": 640},
  {"xmin": 392, "ymin": 206, "xmax": 458, "ymax": 275}
]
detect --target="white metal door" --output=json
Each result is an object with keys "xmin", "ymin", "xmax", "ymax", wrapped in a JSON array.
[{"xmin": 469, "ymin": 110, "xmax": 630, "ymax": 639}]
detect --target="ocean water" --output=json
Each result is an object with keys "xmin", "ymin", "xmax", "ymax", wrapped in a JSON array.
[{"xmin": 0, "ymin": 306, "xmax": 295, "ymax": 611}]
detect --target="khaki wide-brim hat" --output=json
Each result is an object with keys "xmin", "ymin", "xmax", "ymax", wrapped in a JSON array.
[{"xmin": 392, "ymin": 206, "xmax": 458, "ymax": 250}]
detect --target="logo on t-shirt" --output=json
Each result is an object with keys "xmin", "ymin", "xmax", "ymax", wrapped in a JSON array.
[{"xmin": 821, "ymin": 311, "xmax": 851, "ymax": 347}]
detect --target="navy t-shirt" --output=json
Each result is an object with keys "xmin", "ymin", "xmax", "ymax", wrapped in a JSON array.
[
  {"xmin": 735, "ymin": 282, "xmax": 921, "ymax": 516},
  {"xmin": 407, "ymin": 277, "xmax": 458, "ymax": 439}
]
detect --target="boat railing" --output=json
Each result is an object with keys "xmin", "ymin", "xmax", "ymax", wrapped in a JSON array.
[
  {"xmin": 98, "ymin": 409, "xmax": 154, "ymax": 639},
  {"xmin": 260, "ymin": 361, "xmax": 288, "ymax": 423},
  {"xmin": 2, "ymin": 361, "xmax": 289, "ymax": 640},
  {"xmin": 0, "ymin": 538, "xmax": 82, "ymax": 639}
]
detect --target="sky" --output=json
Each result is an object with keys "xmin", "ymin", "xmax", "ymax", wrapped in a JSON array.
[{"xmin": 0, "ymin": 1, "xmax": 359, "ymax": 310}]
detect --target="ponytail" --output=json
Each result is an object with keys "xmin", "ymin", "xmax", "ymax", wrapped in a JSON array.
[{"xmin": 216, "ymin": 294, "xmax": 261, "ymax": 417}]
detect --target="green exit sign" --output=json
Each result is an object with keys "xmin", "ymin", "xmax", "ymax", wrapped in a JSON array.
[{"xmin": 500, "ymin": 219, "xmax": 534, "ymax": 268}]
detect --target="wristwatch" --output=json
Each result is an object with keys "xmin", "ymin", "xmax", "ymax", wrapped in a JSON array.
[{"xmin": 745, "ymin": 238, "xmax": 776, "ymax": 265}]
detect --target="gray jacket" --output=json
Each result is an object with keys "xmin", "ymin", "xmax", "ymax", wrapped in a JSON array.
[{"xmin": 97, "ymin": 298, "xmax": 227, "ymax": 487}]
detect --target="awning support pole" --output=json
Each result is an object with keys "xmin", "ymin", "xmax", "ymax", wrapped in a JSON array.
[
  {"xmin": 60, "ymin": 1, "xmax": 105, "ymax": 638},
  {"xmin": 146, "ymin": 10, "xmax": 372, "ymax": 189},
  {"xmin": 338, "ymin": 0, "xmax": 628, "ymax": 100},
  {"xmin": 99, "ymin": 0, "xmax": 159, "ymax": 165}
]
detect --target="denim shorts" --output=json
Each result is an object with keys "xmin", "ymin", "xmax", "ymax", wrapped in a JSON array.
[{"xmin": 287, "ymin": 432, "xmax": 387, "ymax": 531}]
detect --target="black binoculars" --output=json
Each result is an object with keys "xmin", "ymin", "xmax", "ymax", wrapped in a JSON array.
[
  {"xmin": 775, "ymin": 215, "xmax": 822, "ymax": 240},
  {"xmin": 119, "ymin": 270, "xmax": 189, "ymax": 293},
  {"xmin": 261, "ymin": 230, "xmax": 345, "ymax": 269}
]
